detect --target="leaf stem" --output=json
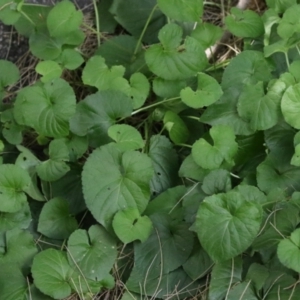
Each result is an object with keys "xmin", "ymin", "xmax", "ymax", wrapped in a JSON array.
[
  {"xmin": 92, "ymin": 0, "xmax": 101, "ymax": 47},
  {"xmin": 19, "ymin": 10, "xmax": 36, "ymax": 26},
  {"xmin": 284, "ymin": 52, "xmax": 290, "ymax": 69},
  {"xmin": 186, "ymin": 115, "xmax": 200, "ymax": 121},
  {"xmin": 177, "ymin": 143, "xmax": 192, "ymax": 148},
  {"xmin": 133, "ymin": 4, "xmax": 158, "ymax": 56},
  {"xmin": 131, "ymin": 97, "xmax": 180, "ymax": 116}
]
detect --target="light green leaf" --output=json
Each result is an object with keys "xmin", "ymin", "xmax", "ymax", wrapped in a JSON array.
[
  {"xmin": 0, "ymin": 60, "xmax": 20, "ymax": 91},
  {"xmin": 202, "ymin": 169, "xmax": 231, "ymax": 195},
  {"xmin": 277, "ymin": 4, "xmax": 300, "ymax": 39},
  {"xmin": 266, "ymin": 0, "xmax": 297, "ymax": 13},
  {"xmin": 157, "ymin": 0, "xmax": 203, "ymax": 22},
  {"xmin": 108, "ymin": 124, "xmax": 144, "ymax": 151},
  {"xmin": 82, "ymin": 55, "xmax": 129, "ymax": 93},
  {"xmin": 237, "ymin": 81, "xmax": 283, "ymax": 131},
  {"xmin": 209, "ymin": 257, "xmax": 243, "ymax": 300},
  {"xmin": 36, "ymin": 139, "xmax": 70, "ymax": 181},
  {"xmin": 70, "ymin": 90, "xmax": 132, "ymax": 147},
  {"xmin": 225, "ymin": 7, "xmax": 264, "ymax": 38},
  {"xmin": 0, "ymin": 0, "xmax": 22, "ymax": 25},
  {"xmin": 38, "ymin": 197, "xmax": 78, "ymax": 239},
  {"xmin": 47, "ymin": 0, "xmax": 83, "ymax": 38},
  {"xmin": 145, "ymin": 24, "xmax": 207, "ymax": 80},
  {"xmin": 180, "ymin": 72, "xmax": 223, "ymax": 108},
  {"xmin": 282, "ymin": 83, "xmax": 300, "ymax": 129},
  {"xmin": 32, "ymin": 249, "xmax": 72, "ymax": 299},
  {"xmin": 191, "ymin": 22, "xmax": 223, "ymax": 49},
  {"xmin": 14, "ymin": 78, "xmax": 76, "ymax": 138},
  {"xmin": 291, "ymin": 132, "xmax": 300, "ymax": 166},
  {"xmin": 195, "ymin": 190, "xmax": 262, "ymax": 261},
  {"xmin": 163, "ymin": 110, "xmax": 189, "ymax": 144},
  {"xmin": 148, "ymin": 135, "xmax": 179, "ymax": 196},
  {"xmin": 113, "ymin": 208, "xmax": 153, "ymax": 243},
  {"xmin": 0, "ymin": 164, "xmax": 30, "ymax": 213},
  {"xmin": 82, "ymin": 143, "xmax": 154, "ymax": 229},
  {"xmin": 61, "ymin": 134, "xmax": 88, "ymax": 162},
  {"xmin": 58, "ymin": 48, "xmax": 84, "ymax": 70},
  {"xmin": 128, "ymin": 72, "xmax": 150, "ymax": 109},
  {"xmin": 277, "ymin": 228, "xmax": 300, "ymax": 273},
  {"xmin": 192, "ymin": 125, "xmax": 238, "ymax": 170},
  {"xmin": 1, "ymin": 108, "xmax": 23, "ymax": 145},
  {"xmin": 68, "ymin": 225, "xmax": 117, "ymax": 280},
  {"xmin": 35, "ymin": 60, "xmax": 62, "ymax": 83}
]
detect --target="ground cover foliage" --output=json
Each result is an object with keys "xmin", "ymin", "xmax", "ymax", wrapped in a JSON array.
[{"xmin": 2, "ymin": 0, "xmax": 300, "ymax": 299}]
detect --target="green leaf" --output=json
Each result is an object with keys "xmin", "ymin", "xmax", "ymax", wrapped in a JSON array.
[
  {"xmin": 237, "ymin": 81, "xmax": 283, "ymax": 131},
  {"xmin": 277, "ymin": 4, "xmax": 300, "ymax": 39},
  {"xmin": 0, "ymin": 202, "xmax": 31, "ymax": 235},
  {"xmin": 35, "ymin": 61, "xmax": 62, "ymax": 83},
  {"xmin": 38, "ymin": 197, "xmax": 78, "ymax": 239},
  {"xmin": 208, "ymin": 257, "xmax": 243, "ymax": 300},
  {"xmin": 0, "ymin": 164, "xmax": 30, "ymax": 213},
  {"xmin": 291, "ymin": 132, "xmax": 300, "ymax": 166},
  {"xmin": 1, "ymin": 109, "xmax": 23, "ymax": 145},
  {"xmin": 148, "ymin": 135, "xmax": 179, "ymax": 196},
  {"xmin": 191, "ymin": 22, "xmax": 223, "ymax": 49},
  {"xmin": 153, "ymin": 77, "xmax": 186, "ymax": 98},
  {"xmin": 128, "ymin": 72, "xmax": 150, "ymax": 109},
  {"xmin": 68, "ymin": 225, "xmax": 117, "ymax": 280},
  {"xmin": 195, "ymin": 189, "xmax": 262, "ymax": 261},
  {"xmin": 145, "ymin": 24, "xmax": 207, "ymax": 80},
  {"xmin": 266, "ymin": 0, "xmax": 297, "ymax": 13},
  {"xmin": 246, "ymin": 263, "xmax": 269, "ymax": 291},
  {"xmin": 180, "ymin": 72, "xmax": 223, "ymax": 108},
  {"xmin": 32, "ymin": 248, "xmax": 72, "ymax": 299},
  {"xmin": 82, "ymin": 55, "xmax": 129, "ymax": 93},
  {"xmin": 0, "ymin": 229, "xmax": 37, "ymax": 273},
  {"xmin": 70, "ymin": 90, "xmax": 132, "ymax": 147},
  {"xmin": 192, "ymin": 125, "xmax": 238, "ymax": 170},
  {"xmin": 36, "ymin": 139, "xmax": 70, "ymax": 181},
  {"xmin": 282, "ymin": 83, "xmax": 300, "ymax": 129},
  {"xmin": 163, "ymin": 110, "xmax": 189, "ymax": 144},
  {"xmin": 58, "ymin": 49, "xmax": 84, "ymax": 70},
  {"xmin": 14, "ymin": 78, "xmax": 76, "ymax": 138},
  {"xmin": 47, "ymin": 0, "xmax": 83, "ymax": 38},
  {"xmin": 0, "ymin": 0, "xmax": 22, "ymax": 25},
  {"xmin": 108, "ymin": 124, "xmax": 144, "ymax": 151},
  {"xmin": 97, "ymin": 0, "xmax": 117, "ymax": 33},
  {"xmin": 29, "ymin": 28, "xmax": 63, "ymax": 60},
  {"xmin": 221, "ymin": 50, "xmax": 273, "ymax": 90},
  {"xmin": 157, "ymin": 0, "xmax": 203, "ymax": 22},
  {"xmin": 227, "ymin": 282, "xmax": 257, "ymax": 300},
  {"xmin": 202, "ymin": 169, "xmax": 231, "ymax": 195},
  {"xmin": 225, "ymin": 7, "xmax": 264, "ymax": 38},
  {"xmin": 110, "ymin": 0, "xmax": 166, "ymax": 44},
  {"xmin": 277, "ymin": 228, "xmax": 300, "ymax": 273},
  {"xmin": 96, "ymin": 35, "xmax": 147, "ymax": 77},
  {"xmin": 257, "ymin": 154, "xmax": 300, "ymax": 195},
  {"xmin": 113, "ymin": 208, "xmax": 153, "ymax": 243},
  {"xmin": 61, "ymin": 134, "xmax": 88, "ymax": 162},
  {"xmin": 82, "ymin": 143, "xmax": 154, "ymax": 229},
  {"xmin": 0, "ymin": 60, "xmax": 20, "ymax": 92}
]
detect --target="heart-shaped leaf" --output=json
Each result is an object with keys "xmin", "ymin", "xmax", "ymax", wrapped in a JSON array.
[
  {"xmin": 67, "ymin": 225, "xmax": 117, "ymax": 280},
  {"xmin": 180, "ymin": 73, "xmax": 223, "ymax": 108},
  {"xmin": 277, "ymin": 4, "xmax": 300, "ymax": 39},
  {"xmin": 112, "ymin": 208, "xmax": 153, "ymax": 243},
  {"xmin": 14, "ymin": 78, "xmax": 76, "ymax": 138},
  {"xmin": 145, "ymin": 23, "xmax": 207, "ymax": 80},
  {"xmin": 0, "ymin": 0, "xmax": 22, "ymax": 25},
  {"xmin": 192, "ymin": 125, "xmax": 238, "ymax": 170},
  {"xmin": 35, "ymin": 60, "xmax": 62, "ymax": 83},
  {"xmin": 38, "ymin": 197, "xmax": 78, "ymax": 239},
  {"xmin": 0, "ymin": 164, "xmax": 30, "ymax": 213},
  {"xmin": 82, "ymin": 143, "xmax": 154, "ymax": 229},
  {"xmin": 282, "ymin": 83, "xmax": 300, "ymax": 129},
  {"xmin": 108, "ymin": 124, "xmax": 144, "ymax": 151}
]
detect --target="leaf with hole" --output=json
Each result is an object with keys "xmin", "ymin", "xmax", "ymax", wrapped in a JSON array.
[
  {"xmin": 38, "ymin": 197, "xmax": 78, "ymax": 239},
  {"xmin": 14, "ymin": 78, "xmax": 76, "ymax": 138},
  {"xmin": 82, "ymin": 143, "xmax": 154, "ymax": 229},
  {"xmin": 180, "ymin": 73, "xmax": 223, "ymax": 108},
  {"xmin": 112, "ymin": 208, "xmax": 153, "ymax": 243},
  {"xmin": 0, "ymin": 164, "xmax": 30, "ymax": 213},
  {"xmin": 145, "ymin": 23, "xmax": 207, "ymax": 80}
]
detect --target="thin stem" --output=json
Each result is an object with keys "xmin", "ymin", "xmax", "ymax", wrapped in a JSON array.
[
  {"xmin": 93, "ymin": 0, "xmax": 101, "ymax": 47},
  {"xmin": 82, "ymin": 22, "xmax": 100, "ymax": 35},
  {"xmin": 296, "ymin": 45, "xmax": 300, "ymax": 58},
  {"xmin": 185, "ymin": 115, "xmax": 200, "ymax": 121},
  {"xmin": 177, "ymin": 143, "xmax": 192, "ymax": 148},
  {"xmin": 131, "ymin": 97, "xmax": 180, "ymax": 116},
  {"xmin": 133, "ymin": 4, "xmax": 158, "ymax": 56},
  {"xmin": 284, "ymin": 52, "xmax": 290, "ymax": 69},
  {"xmin": 19, "ymin": 10, "xmax": 36, "ymax": 26}
]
